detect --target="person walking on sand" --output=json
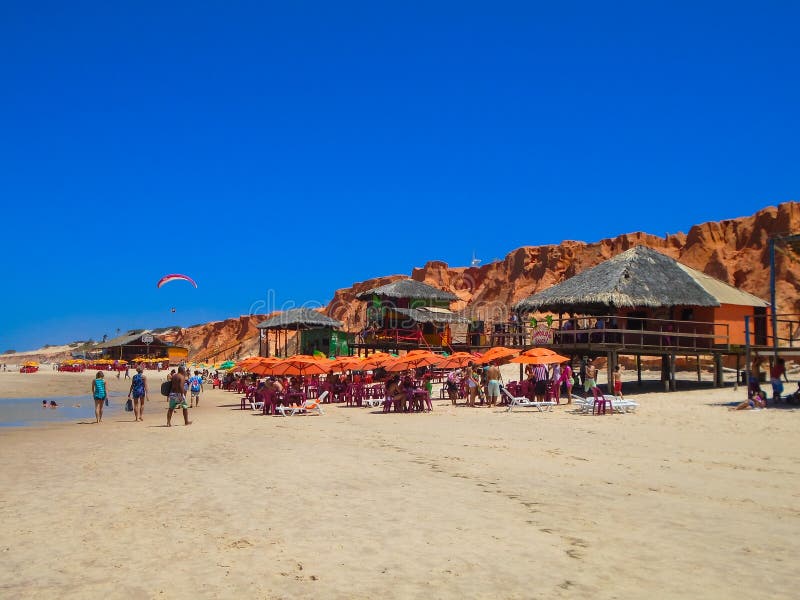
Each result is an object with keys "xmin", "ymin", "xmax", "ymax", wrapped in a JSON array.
[
  {"xmin": 92, "ymin": 371, "xmax": 108, "ymax": 423},
  {"xmin": 128, "ymin": 366, "xmax": 148, "ymax": 422},
  {"xmin": 167, "ymin": 366, "xmax": 192, "ymax": 427},
  {"xmin": 188, "ymin": 370, "xmax": 204, "ymax": 408}
]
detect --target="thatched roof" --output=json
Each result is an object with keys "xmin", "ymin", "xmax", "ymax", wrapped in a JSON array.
[
  {"xmin": 515, "ymin": 246, "xmax": 730, "ymax": 314},
  {"xmin": 356, "ymin": 279, "xmax": 457, "ymax": 302},
  {"xmin": 95, "ymin": 332, "xmax": 170, "ymax": 349},
  {"xmin": 256, "ymin": 308, "xmax": 343, "ymax": 330}
]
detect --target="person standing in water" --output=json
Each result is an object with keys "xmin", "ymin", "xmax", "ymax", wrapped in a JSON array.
[{"xmin": 92, "ymin": 371, "xmax": 108, "ymax": 423}]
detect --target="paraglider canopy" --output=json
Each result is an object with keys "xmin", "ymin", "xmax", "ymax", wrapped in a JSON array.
[{"xmin": 157, "ymin": 274, "xmax": 197, "ymax": 289}]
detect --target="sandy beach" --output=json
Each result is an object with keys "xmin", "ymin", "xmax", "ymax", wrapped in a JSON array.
[{"xmin": 0, "ymin": 368, "xmax": 798, "ymax": 599}]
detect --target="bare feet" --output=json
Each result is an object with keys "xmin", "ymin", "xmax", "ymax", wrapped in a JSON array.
[{"xmin": 185, "ymin": 421, "xmax": 192, "ymax": 426}]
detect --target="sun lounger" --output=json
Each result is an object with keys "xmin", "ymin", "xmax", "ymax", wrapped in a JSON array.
[
  {"xmin": 276, "ymin": 391, "xmax": 327, "ymax": 416},
  {"xmin": 501, "ymin": 386, "xmax": 555, "ymax": 412},
  {"xmin": 606, "ymin": 395, "xmax": 639, "ymax": 413},
  {"xmin": 572, "ymin": 391, "xmax": 638, "ymax": 414}
]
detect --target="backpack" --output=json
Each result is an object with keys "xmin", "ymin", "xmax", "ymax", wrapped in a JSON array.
[
  {"xmin": 190, "ymin": 376, "xmax": 201, "ymax": 393},
  {"xmin": 160, "ymin": 380, "xmax": 172, "ymax": 397}
]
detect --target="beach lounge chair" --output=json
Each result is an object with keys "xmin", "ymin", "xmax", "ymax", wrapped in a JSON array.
[
  {"xmin": 276, "ymin": 391, "xmax": 328, "ymax": 416},
  {"xmin": 573, "ymin": 390, "xmax": 638, "ymax": 414},
  {"xmin": 571, "ymin": 393, "xmax": 594, "ymax": 413},
  {"xmin": 501, "ymin": 385, "xmax": 555, "ymax": 412},
  {"xmin": 606, "ymin": 395, "xmax": 639, "ymax": 413}
]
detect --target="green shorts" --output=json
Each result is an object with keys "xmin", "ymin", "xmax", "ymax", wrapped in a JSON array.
[{"xmin": 169, "ymin": 393, "xmax": 188, "ymax": 409}]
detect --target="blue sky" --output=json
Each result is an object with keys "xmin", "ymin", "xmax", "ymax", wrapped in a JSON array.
[{"xmin": 1, "ymin": 1, "xmax": 798, "ymax": 351}]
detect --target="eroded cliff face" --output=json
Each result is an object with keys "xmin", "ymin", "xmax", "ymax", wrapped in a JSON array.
[
  {"xmin": 134, "ymin": 202, "xmax": 800, "ymax": 360},
  {"xmin": 324, "ymin": 202, "xmax": 800, "ymax": 333},
  {"xmin": 163, "ymin": 315, "xmax": 267, "ymax": 363}
]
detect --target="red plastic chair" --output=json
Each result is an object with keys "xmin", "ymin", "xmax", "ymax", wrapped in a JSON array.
[{"xmin": 591, "ymin": 387, "xmax": 612, "ymax": 415}]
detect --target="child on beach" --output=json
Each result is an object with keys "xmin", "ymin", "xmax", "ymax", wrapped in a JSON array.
[
  {"xmin": 92, "ymin": 371, "xmax": 108, "ymax": 423},
  {"xmin": 613, "ymin": 365, "xmax": 624, "ymax": 399}
]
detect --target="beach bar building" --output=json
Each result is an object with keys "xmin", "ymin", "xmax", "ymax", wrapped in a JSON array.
[
  {"xmin": 256, "ymin": 308, "xmax": 347, "ymax": 358},
  {"xmin": 352, "ymin": 279, "xmax": 469, "ymax": 352},
  {"xmin": 513, "ymin": 245, "xmax": 772, "ymax": 390},
  {"xmin": 94, "ymin": 331, "xmax": 188, "ymax": 365}
]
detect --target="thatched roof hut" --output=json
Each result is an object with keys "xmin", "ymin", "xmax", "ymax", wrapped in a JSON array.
[
  {"xmin": 355, "ymin": 279, "xmax": 457, "ymax": 302},
  {"xmin": 256, "ymin": 308, "xmax": 343, "ymax": 330},
  {"xmin": 514, "ymin": 245, "xmax": 767, "ymax": 314}
]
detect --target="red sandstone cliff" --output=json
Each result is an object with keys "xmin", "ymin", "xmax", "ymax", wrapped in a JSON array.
[
  {"xmin": 162, "ymin": 315, "xmax": 267, "ymax": 363},
  {"xmin": 14, "ymin": 202, "xmax": 795, "ymax": 363},
  {"xmin": 325, "ymin": 202, "xmax": 800, "ymax": 334}
]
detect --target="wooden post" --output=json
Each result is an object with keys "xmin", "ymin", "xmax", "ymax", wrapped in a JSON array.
[
  {"xmin": 636, "ymin": 354, "xmax": 642, "ymax": 386},
  {"xmin": 696, "ymin": 355, "xmax": 701, "ymax": 382},
  {"xmin": 670, "ymin": 353, "xmax": 677, "ymax": 391},
  {"xmin": 714, "ymin": 353, "xmax": 723, "ymax": 388},
  {"xmin": 606, "ymin": 350, "xmax": 614, "ymax": 395}
]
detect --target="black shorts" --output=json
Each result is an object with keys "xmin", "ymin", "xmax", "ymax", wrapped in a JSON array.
[{"xmin": 534, "ymin": 381, "xmax": 546, "ymax": 395}]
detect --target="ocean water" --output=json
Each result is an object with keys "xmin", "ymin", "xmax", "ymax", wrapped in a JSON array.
[{"xmin": 0, "ymin": 393, "xmax": 125, "ymax": 428}]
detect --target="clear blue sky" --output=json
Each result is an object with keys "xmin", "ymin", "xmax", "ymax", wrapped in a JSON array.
[{"xmin": 1, "ymin": 1, "xmax": 798, "ymax": 352}]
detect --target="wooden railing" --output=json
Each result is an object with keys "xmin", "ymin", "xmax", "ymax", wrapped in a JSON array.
[{"xmin": 484, "ymin": 315, "xmax": 730, "ymax": 353}]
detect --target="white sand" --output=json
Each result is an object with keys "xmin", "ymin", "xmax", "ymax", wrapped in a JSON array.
[{"xmin": 0, "ymin": 369, "xmax": 798, "ymax": 599}]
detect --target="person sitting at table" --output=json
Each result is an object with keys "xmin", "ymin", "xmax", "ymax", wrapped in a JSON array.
[
  {"xmin": 384, "ymin": 375, "xmax": 405, "ymax": 413},
  {"xmin": 268, "ymin": 377, "xmax": 284, "ymax": 395},
  {"xmin": 446, "ymin": 369, "xmax": 460, "ymax": 405},
  {"xmin": 401, "ymin": 372, "xmax": 418, "ymax": 411},
  {"xmin": 254, "ymin": 382, "xmax": 272, "ymax": 414}
]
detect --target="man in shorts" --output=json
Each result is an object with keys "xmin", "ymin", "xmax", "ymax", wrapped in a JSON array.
[
  {"xmin": 188, "ymin": 370, "xmax": 204, "ymax": 408},
  {"xmin": 486, "ymin": 361, "xmax": 501, "ymax": 407},
  {"xmin": 167, "ymin": 366, "xmax": 192, "ymax": 427},
  {"xmin": 584, "ymin": 359, "xmax": 598, "ymax": 393}
]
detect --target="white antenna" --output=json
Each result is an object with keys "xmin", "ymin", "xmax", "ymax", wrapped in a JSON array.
[{"xmin": 471, "ymin": 251, "xmax": 481, "ymax": 267}]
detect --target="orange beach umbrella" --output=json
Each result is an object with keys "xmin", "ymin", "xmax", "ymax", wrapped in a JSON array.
[
  {"xmin": 510, "ymin": 348, "xmax": 570, "ymax": 365},
  {"xmin": 474, "ymin": 346, "xmax": 520, "ymax": 365},
  {"xmin": 436, "ymin": 352, "xmax": 479, "ymax": 369},
  {"xmin": 384, "ymin": 350, "xmax": 444, "ymax": 372},
  {"xmin": 271, "ymin": 355, "xmax": 330, "ymax": 376}
]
